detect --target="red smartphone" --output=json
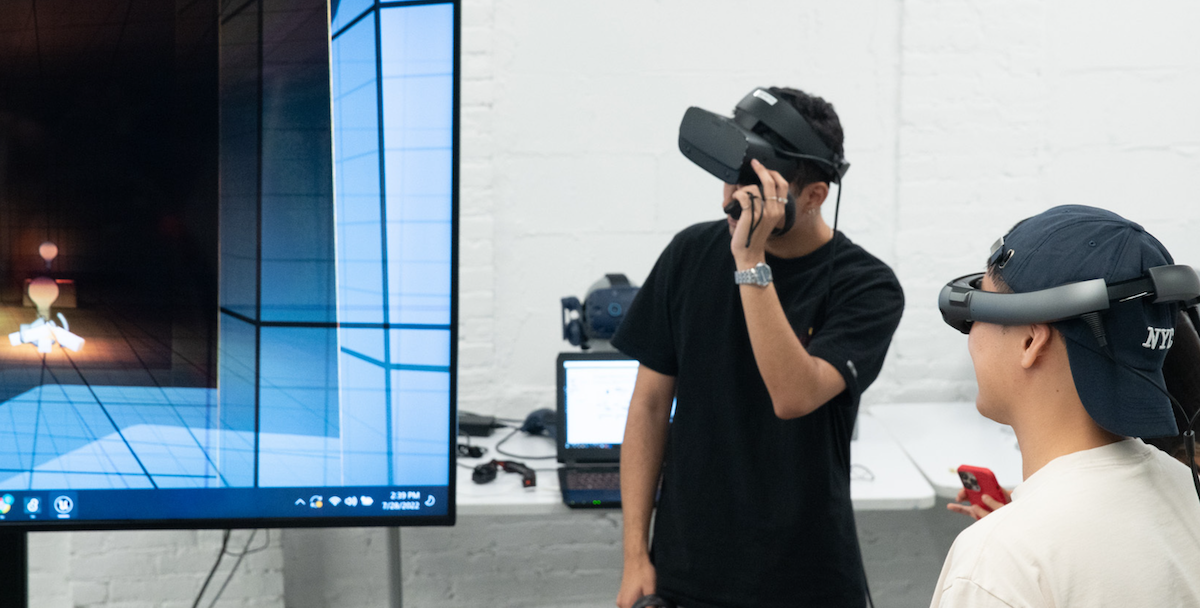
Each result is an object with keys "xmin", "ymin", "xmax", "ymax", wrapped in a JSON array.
[{"xmin": 956, "ymin": 465, "xmax": 1009, "ymax": 509}]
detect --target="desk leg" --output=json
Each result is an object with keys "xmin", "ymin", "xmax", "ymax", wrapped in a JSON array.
[{"xmin": 387, "ymin": 527, "xmax": 402, "ymax": 608}]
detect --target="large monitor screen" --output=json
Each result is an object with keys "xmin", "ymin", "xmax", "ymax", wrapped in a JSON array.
[{"xmin": 0, "ymin": 0, "xmax": 458, "ymax": 529}]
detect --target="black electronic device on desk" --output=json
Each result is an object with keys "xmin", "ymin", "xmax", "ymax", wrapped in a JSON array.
[
  {"xmin": 472, "ymin": 460, "xmax": 536, "ymax": 488},
  {"xmin": 555, "ymin": 352, "xmax": 655, "ymax": 508}
]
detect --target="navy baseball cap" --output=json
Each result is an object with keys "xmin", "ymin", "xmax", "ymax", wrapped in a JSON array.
[{"xmin": 993, "ymin": 205, "xmax": 1179, "ymax": 438}]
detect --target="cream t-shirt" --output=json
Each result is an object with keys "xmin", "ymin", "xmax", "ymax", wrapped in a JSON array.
[{"xmin": 930, "ymin": 438, "xmax": 1200, "ymax": 608}]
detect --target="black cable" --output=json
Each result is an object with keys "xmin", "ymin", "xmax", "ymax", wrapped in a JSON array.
[
  {"xmin": 1187, "ymin": 431, "xmax": 1200, "ymax": 505},
  {"xmin": 823, "ymin": 180, "xmax": 844, "ymax": 307},
  {"xmin": 494, "ymin": 427, "xmax": 557, "ymax": 460},
  {"xmin": 1091, "ymin": 332, "xmax": 1200, "ymax": 506},
  {"xmin": 1185, "ymin": 305, "xmax": 1200, "ymax": 498},
  {"xmin": 191, "ymin": 530, "xmax": 231, "ymax": 608},
  {"xmin": 775, "ymin": 149, "xmax": 843, "ymax": 170},
  {"xmin": 850, "ymin": 463, "xmax": 875, "ymax": 482},
  {"xmin": 205, "ymin": 530, "xmax": 263, "ymax": 608},
  {"xmin": 456, "ymin": 429, "xmax": 486, "ymax": 456},
  {"xmin": 745, "ymin": 191, "xmax": 765, "ymax": 249},
  {"xmin": 230, "ymin": 528, "xmax": 271, "ymax": 556}
]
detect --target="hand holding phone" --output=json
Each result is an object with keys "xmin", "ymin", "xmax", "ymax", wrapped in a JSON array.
[{"xmin": 949, "ymin": 465, "xmax": 1010, "ymax": 520}]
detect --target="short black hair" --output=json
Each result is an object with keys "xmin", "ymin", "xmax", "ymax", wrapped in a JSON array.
[
  {"xmin": 986, "ymin": 266, "xmax": 1014, "ymax": 294},
  {"xmin": 769, "ymin": 86, "xmax": 845, "ymax": 188}
]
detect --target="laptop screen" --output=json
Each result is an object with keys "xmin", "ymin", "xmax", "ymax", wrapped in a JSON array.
[{"xmin": 562, "ymin": 357, "xmax": 641, "ymax": 450}]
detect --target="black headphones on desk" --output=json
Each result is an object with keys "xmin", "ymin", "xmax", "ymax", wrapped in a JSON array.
[{"xmin": 471, "ymin": 459, "xmax": 537, "ymax": 488}]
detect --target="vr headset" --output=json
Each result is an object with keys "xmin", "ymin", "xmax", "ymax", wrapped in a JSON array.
[
  {"xmin": 679, "ymin": 88, "xmax": 850, "ymax": 186},
  {"xmin": 561, "ymin": 274, "xmax": 639, "ymax": 350},
  {"xmin": 678, "ymin": 88, "xmax": 850, "ymax": 234},
  {"xmin": 938, "ymin": 238, "xmax": 1200, "ymax": 336}
]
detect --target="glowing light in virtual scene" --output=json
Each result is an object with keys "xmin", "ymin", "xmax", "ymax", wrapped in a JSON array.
[
  {"xmin": 28, "ymin": 276, "xmax": 59, "ymax": 319},
  {"xmin": 39, "ymin": 241, "xmax": 58, "ymax": 267}
]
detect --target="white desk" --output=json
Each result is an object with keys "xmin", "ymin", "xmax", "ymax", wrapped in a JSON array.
[
  {"xmin": 455, "ymin": 413, "xmax": 935, "ymax": 515},
  {"xmin": 866, "ymin": 402, "xmax": 1024, "ymax": 498},
  {"xmin": 455, "ymin": 431, "xmax": 566, "ymax": 516},
  {"xmin": 852, "ymin": 410, "xmax": 938, "ymax": 510}
]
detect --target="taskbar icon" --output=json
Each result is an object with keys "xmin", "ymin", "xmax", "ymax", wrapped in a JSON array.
[
  {"xmin": 289, "ymin": 491, "xmax": 379, "ymax": 510},
  {"xmin": 0, "ymin": 492, "xmax": 76, "ymax": 520}
]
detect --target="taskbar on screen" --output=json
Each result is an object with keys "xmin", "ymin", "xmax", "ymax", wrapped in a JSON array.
[{"xmin": 0, "ymin": 486, "xmax": 450, "ymax": 525}]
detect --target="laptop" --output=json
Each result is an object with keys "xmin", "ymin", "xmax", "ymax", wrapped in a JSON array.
[{"xmin": 555, "ymin": 351, "xmax": 641, "ymax": 508}]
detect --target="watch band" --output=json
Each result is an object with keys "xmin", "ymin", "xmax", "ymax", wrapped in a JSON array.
[{"xmin": 734, "ymin": 262, "xmax": 773, "ymax": 287}]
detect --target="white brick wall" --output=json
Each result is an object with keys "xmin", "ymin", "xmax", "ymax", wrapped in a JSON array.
[
  {"xmin": 29, "ymin": 529, "xmax": 283, "ymax": 608},
  {"xmin": 33, "ymin": 1, "xmax": 1200, "ymax": 606}
]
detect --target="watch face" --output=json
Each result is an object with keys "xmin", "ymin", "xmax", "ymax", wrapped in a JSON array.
[{"xmin": 755, "ymin": 264, "xmax": 772, "ymax": 285}]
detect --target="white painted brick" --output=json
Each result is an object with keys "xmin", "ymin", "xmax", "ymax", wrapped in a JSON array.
[
  {"xmin": 462, "ymin": 130, "xmax": 494, "ymax": 158},
  {"xmin": 462, "ymin": 26, "xmax": 493, "ymax": 55},
  {"xmin": 462, "ymin": 53, "xmax": 493, "ymax": 80},
  {"xmin": 458, "ymin": 321, "xmax": 495, "ymax": 346},
  {"xmin": 462, "ymin": 80, "xmax": 495, "ymax": 105},
  {"xmin": 102, "ymin": 530, "xmax": 197, "ymax": 551},
  {"xmin": 72, "ymin": 552, "xmax": 159, "ymax": 580},
  {"xmin": 461, "ymin": 0, "xmax": 494, "ymax": 28},
  {"xmin": 28, "ymin": 532, "xmax": 70, "ymax": 587},
  {"xmin": 460, "ymin": 215, "xmax": 494, "ymax": 242},
  {"xmin": 69, "ymin": 531, "xmax": 108, "ymax": 554},
  {"xmin": 71, "ymin": 580, "xmax": 110, "ymax": 606},
  {"xmin": 459, "ymin": 161, "xmax": 494, "ymax": 189},
  {"xmin": 462, "ymin": 105, "xmax": 494, "ymax": 133},
  {"xmin": 459, "ymin": 266, "xmax": 495, "ymax": 290},
  {"xmin": 457, "ymin": 342, "xmax": 495, "ymax": 370},
  {"xmin": 107, "ymin": 574, "xmax": 207, "ymax": 603}
]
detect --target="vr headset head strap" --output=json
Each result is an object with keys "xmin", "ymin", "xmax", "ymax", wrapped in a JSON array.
[
  {"xmin": 733, "ymin": 89, "xmax": 849, "ymax": 181},
  {"xmin": 939, "ymin": 265, "xmax": 1200, "ymax": 334}
]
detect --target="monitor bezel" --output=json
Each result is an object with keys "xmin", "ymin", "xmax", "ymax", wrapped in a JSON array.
[{"xmin": 555, "ymin": 351, "xmax": 639, "ymax": 465}]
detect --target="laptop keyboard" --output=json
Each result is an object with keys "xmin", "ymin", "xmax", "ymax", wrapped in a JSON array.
[{"xmin": 564, "ymin": 468, "xmax": 620, "ymax": 490}]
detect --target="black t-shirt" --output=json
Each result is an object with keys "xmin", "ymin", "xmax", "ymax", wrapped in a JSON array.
[{"xmin": 611, "ymin": 220, "xmax": 904, "ymax": 608}]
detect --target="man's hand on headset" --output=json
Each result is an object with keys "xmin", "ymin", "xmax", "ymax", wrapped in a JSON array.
[{"xmin": 728, "ymin": 159, "xmax": 788, "ymax": 267}]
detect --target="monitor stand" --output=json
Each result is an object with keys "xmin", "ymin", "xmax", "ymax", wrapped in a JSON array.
[{"xmin": 0, "ymin": 530, "xmax": 28, "ymax": 607}]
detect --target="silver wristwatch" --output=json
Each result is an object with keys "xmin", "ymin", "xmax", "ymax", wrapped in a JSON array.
[{"xmin": 734, "ymin": 262, "xmax": 773, "ymax": 287}]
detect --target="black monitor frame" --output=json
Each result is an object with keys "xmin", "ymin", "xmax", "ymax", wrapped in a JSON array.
[{"xmin": 0, "ymin": 0, "xmax": 461, "ymax": 532}]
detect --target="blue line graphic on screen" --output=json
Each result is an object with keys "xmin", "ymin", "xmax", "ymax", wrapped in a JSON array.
[{"xmin": 0, "ymin": 1, "xmax": 455, "ymax": 500}]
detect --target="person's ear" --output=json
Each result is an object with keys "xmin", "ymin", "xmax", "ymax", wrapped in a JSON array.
[
  {"xmin": 1020, "ymin": 323, "xmax": 1056, "ymax": 370},
  {"xmin": 793, "ymin": 181, "xmax": 829, "ymax": 212}
]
